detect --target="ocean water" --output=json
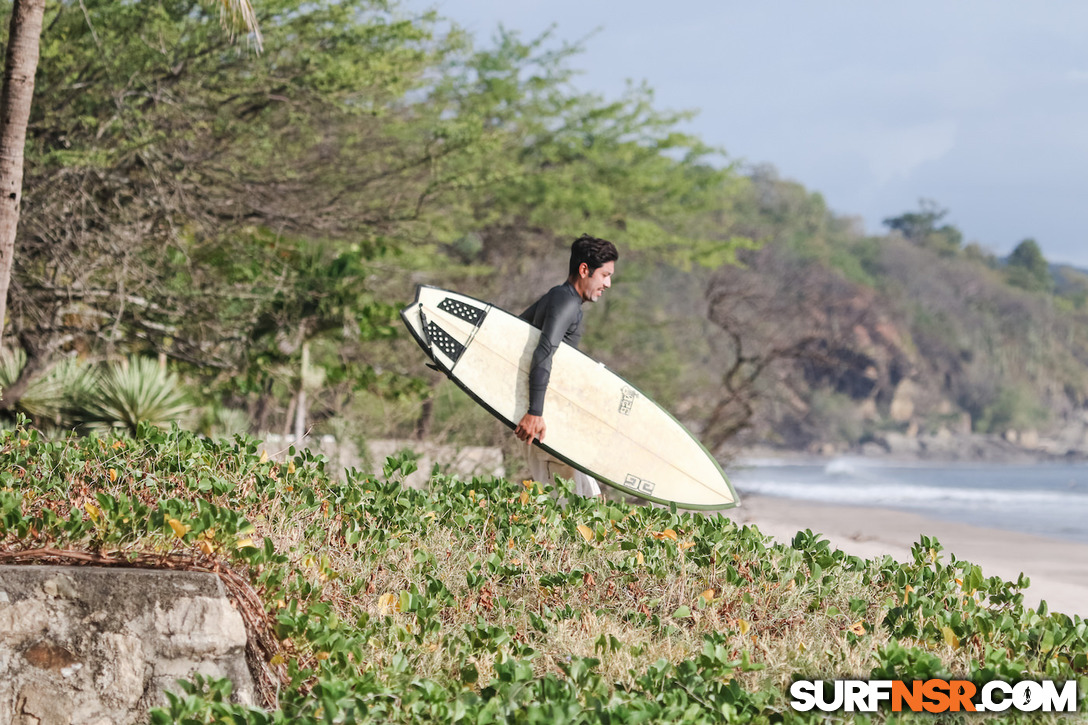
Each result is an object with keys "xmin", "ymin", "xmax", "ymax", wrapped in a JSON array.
[{"xmin": 729, "ymin": 458, "xmax": 1088, "ymax": 544}]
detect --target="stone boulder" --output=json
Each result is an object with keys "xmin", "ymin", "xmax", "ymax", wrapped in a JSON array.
[
  {"xmin": 888, "ymin": 380, "xmax": 917, "ymax": 422},
  {"xmin": 0, "ymin": 565, "xmax": 254, "ymax": 725}
]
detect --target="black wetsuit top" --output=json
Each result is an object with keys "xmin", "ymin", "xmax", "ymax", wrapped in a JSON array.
[{"xmin": 519, "ymin": 281, "xmax": 584, "ymax": 416}]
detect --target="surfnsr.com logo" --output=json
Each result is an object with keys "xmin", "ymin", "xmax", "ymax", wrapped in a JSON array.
[{"xmin": 790, "ymin": 679, "xmax": 1078, "ymax": 714}]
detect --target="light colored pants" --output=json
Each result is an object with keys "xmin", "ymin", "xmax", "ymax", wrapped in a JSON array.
[{"xmin": 526, "ymin": 444, "xmax": 601, "ymax": 498}]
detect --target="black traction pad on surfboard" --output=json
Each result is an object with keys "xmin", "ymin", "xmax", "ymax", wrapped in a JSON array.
[
  {"xmin": 437, "ymin": 297, "xmax": 486, "ymax": 326},
  {"xmin": 425, "ymin": 320, "xmax": 465, "ymax": 363}
]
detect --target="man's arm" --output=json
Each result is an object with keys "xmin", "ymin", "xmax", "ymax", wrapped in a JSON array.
[{"xmin": 515, "ymin": 290, "xmax": 579, "ymax": 443}]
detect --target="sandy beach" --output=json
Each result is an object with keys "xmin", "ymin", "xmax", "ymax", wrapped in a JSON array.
[{"xmin": 722, "ymin": 494, "xmax": 1088, "ymax": 618}]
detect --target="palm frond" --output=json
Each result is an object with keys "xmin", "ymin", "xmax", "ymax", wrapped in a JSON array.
[
  {"xmin": 215, "ymin": 0, "xmax": 263, "ymax": 51},
  {"xmin": 0, "ymin": 349, "xmax": 98, "ymax": 425},
  {"xmin": 81, "ymin": 357, "xmax": 190, "ymax": 435}
]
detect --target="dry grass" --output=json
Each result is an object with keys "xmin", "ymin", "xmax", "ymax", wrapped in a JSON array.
[{"xmin": 251, "ymin": 469, "xmax": 976, "ymax": 700}]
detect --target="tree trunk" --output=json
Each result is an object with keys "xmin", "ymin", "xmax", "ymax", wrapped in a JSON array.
[
  {"xmin": 0, "ymin": 331, "xmax": 45, "ymax": 411},
  {"xmin": 0, "ymin": 0, "xmax": 45, "ymax": 347},
  {"xmin": 293, "ymin": 341, "xmax": 309, "ymax": 444}
]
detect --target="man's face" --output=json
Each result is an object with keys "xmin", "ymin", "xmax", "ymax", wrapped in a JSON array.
[{"xmin": 578, "ymin": 260, "xmax": 614, "ymax": 302}]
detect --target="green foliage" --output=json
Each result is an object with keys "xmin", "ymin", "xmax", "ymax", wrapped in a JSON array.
[
  {"xmin": 883, "ymin": 199, "xmax": 963, "ymax": 256},
  {"xmin": 875, "ymin": 535, "xmax": 1088, "ymax": 693},
  {"xmin": 963, "ymin": 241, "xmax": 998, "ymax": 267},
  {"xmin": 1054, "ymin": 266, "xmax": 1088, "ymax": 311},
  {"xmin": 7, "ymin": 0, "xmax": 765, "ymax": 440},
  {"xmin": 0, "ymin": 350, "xmax": 96, "ymax": 425},
  {"xmin": 424, "ymin": 27, "xmax": 752, "ymax": 269},
  {"xmin": 974, "ymin": 383, "xmax": 1050, "ymax": 434},
  {"xmin": 12, "ymin": 0, "xmax": 457, "ymax": 419},
  {"xmin": 2, "ymin": 423, "xmax": 1086, "ymax": 722},
  {"xmin": 79, "ymin": 357, "xmax": 190, "ymax": 434},
  {"xmin": 1006, "ymin": 238, "xmax": 1053, "ymax": 293}
]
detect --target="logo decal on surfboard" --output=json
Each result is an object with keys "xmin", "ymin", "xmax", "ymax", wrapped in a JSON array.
[
  {"xmin": 619, "ymin": 386, "xmax": 639, "ymax": 415},
  {"xmin": 623, "ymin": 473, "xmax": 656, "ymax": 495}
]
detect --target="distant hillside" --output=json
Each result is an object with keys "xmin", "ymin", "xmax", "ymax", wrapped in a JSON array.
[{"xmin": 690, "ymin": 180, "xmax": 1088, "ymax": 456}]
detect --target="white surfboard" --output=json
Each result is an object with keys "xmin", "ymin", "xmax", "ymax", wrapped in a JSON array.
[{"xmin": 400, "ymin": 285, "xmax": 738, "ymax": 510}]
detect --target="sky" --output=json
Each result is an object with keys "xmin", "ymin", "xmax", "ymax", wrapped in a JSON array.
[{"xmin": 402, "ymin": 0, "xmax": 1088, "ymax": 267}]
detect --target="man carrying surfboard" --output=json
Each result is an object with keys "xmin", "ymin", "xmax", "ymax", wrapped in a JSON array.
[{"xmin": 513, "ymin": 234, "xmax": 619, "ymax": 498}]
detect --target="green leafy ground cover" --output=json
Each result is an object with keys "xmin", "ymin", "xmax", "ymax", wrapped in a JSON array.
[{"xmin": 1, "ymin": 422, "xmax": 1086, "ymax": 723}]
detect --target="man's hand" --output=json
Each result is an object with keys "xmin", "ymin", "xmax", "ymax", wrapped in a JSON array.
[{"xmin": 514, "ymin": 413, "xmax": 546, "ymax": 444}]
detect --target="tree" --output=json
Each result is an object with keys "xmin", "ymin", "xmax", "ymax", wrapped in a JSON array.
[
  {"xmin": 1005, "ymin": 238, "xmax": 1052, "ymax": 292},
  {"xmin": 0, "ymin": 0, "xmax": 45, "ymax": 350},
  {"xmin": 2, "ymin": 7, "xmax": 765, "ymax": 440},
  {"xmin": 0, "ymin": 0, "xmax": 449, "ymax": 416},
  {"xmin": 882, "ymin": 199, "xmax": 962, "ymax": 256},
  {"xmin": 420, "ymin": 28, "xmax": 748, "ymax": 277},
  {"xmin": 0, "ymin": 0, "xmax": 261, "ymax": 350}
]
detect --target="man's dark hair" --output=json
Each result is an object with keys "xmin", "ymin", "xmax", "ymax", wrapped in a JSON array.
[{"xmin": 568, "ymin": 234, "xmax": 619, "ymax": 277}]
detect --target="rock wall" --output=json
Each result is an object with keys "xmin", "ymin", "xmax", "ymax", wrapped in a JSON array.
[
  {"xmin": 0, "ymin": 565, "xmax": 254, "ymax": 725},
  {"xmin": 258, "ymin": 434, "xmax": 505, "ymax": 489},
  {"xmin": 364, "ymin": 438, "xmax": 505, "ymax": 490}
]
